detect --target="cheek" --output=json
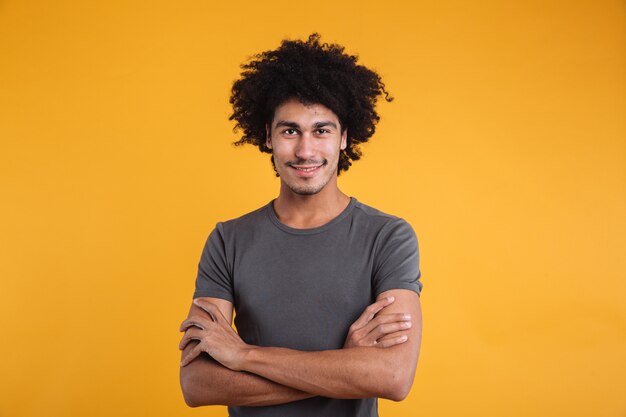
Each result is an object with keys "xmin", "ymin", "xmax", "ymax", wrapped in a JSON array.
[
  {"xmin": 326, "ymin": 144, "xmax": 342, "ymax": 158},
  {"xmin": 273, "ymin": 150, "xmax": 289, "ymax": 164},
  {"xmin": 271, "ymin": 141, "xmax": 293, "ymax": 155},
  {"xmin": 271, "ymin": 147, "xmax": 295, "ymax": 168}
]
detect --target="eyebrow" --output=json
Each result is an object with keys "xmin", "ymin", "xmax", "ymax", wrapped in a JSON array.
[{"xmin": 274, "ymin": 120, "xmax": 338, "ymax": 130}]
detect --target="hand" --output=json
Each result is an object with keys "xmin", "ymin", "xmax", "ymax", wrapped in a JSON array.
[
  {"xmin": 343, "ymin": 296, "xmax": 412, "ymax": 348},
  {"xmin": 179, "ymin": 299, "xmax": 250, "ymax": 370}
]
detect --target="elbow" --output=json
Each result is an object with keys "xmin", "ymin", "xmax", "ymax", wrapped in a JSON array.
[
  {"xmin": 183, "ymin": 393, "xmax": 200, "ymax": 408},
  {"xmin": 182, "ymin": 390, "xmax": 201, "ymax": 408},
  {"xmin": 386, "ymin": 379, "xmax": 412, "ymax": 402},
  {"xmin": 180, "ymin": 365, "xmax": 218, "ymax": 408},
  {"xmin": 381, "ymin": 368, "xmax": 414, "ymax": 402},
  {"xmin": 180, "ymin": 371, "xmax": 201, "ymax": 407}
]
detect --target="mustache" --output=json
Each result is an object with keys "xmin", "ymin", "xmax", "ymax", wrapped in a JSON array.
[{"xmin": 286, "ymin": 159, "xmax": 327, "ymax": 167}]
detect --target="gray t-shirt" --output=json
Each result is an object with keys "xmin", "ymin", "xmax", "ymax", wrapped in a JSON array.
[{"xmin": 193, "ymin": 197, "xmax": 422, "ymax": 417}]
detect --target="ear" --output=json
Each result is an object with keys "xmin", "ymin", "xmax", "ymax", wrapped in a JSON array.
[
  {"xmin": 265, "ymin": 124, "xmax": 272, "ymax": 149},
  {"xmin": 340, "ymin": 128, "xmax": 347, "ymax": 150}
]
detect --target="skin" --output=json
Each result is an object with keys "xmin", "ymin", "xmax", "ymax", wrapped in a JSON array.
[
  {"xmin": 179, "ymin": 98, "xmax": 422, "ymax": 406},
  {"xmin": 266, "ymin": 98, "xmax": 350, "ymax": 228},
  {"xmin": 179, "ymin": 296, "xmax": 413, "ymax": 406}
]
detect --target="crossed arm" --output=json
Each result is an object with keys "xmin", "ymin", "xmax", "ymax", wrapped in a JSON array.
[
  {"xmin": 179, "ymin": 288, "xmax": 422, "ymax": 407},
  {"xmin": 179, "ymin": 297, "xmax": 313, "ymax": 407}
]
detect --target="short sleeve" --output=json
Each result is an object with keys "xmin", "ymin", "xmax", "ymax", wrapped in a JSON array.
[
  {"xmin": 193, "ymin": 222, "xmax": 234, "ymax": 302},
  {"xmin": 372, "ymin": 218, "xmax": 423, "ymax": 297}
]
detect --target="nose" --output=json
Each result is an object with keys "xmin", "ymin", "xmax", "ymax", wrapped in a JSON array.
[{"xmin": 294, "ymin": 132, "xmax": 315, "ymax": 161}]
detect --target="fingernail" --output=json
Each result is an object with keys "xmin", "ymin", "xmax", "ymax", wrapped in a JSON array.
[
  {"xmin": 387, "ymin": 296, "xmax": 395, "ymax": 302},
  {"xmin": 403, "ymin": 314, "xmax": 411, "ymax": 320},
  {"xmin": 402, "ymin": 322, "xmax": 412, "ymax": 328},
  {"xmin": 400, "ymin": 335, "xmax": 408, "ymax": 341}
]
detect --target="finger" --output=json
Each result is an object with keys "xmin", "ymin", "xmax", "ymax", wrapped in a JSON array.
[
  {"xmin": 179, "ymin": 319, "xmax": 205, "ymax": 332},
  {"xmin": 179, "ymin": 336, "xmax": 201, "ymax": 351},
  {"xmin": 180, "ymin": 343, "xmax": 203, "ymax": 367},
  {"xmin": 350, "ymin": 296, "xmax": 395, "ymax": 331},
  {"xmin": 193, "ymin": 300, "xmax": 225, "ymax": 322},
  {"xmin": 179, "ymin": 328, "xmax": 203, "ymax": 350},
  {"xmin": 376, "ymin": 334, "xmax": 408, "ymax": 348},
  {"xmin": 358, "ymin": 312, "xmax": 411, "ymax": 337},
  {"xmin": 180, "ymin": 313, "xmax": 213, "ymax": 332},
  {"xmin": 373, "ymin": 312, "xmax": 411, "ymax": 325},
  {"xmin": 370, "ymin": 321, "xmax": 412, "ymax": 341},
  {"xmin": 194, "ymin": 300, "xmax": 232, "ymax": 328}
]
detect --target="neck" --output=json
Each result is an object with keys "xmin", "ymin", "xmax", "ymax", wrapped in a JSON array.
[{"xmin": 273, "ymin": 181, "xmax": 351, "ymax": 229}]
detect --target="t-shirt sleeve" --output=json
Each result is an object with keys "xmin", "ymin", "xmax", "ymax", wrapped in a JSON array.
[
  {"xmin": 372, "ymin": 218, "xmax": 423, "ymax": 297},
  {"xmin": 193, "ymin": 222, "xmax": 234, "ymax": 302}
]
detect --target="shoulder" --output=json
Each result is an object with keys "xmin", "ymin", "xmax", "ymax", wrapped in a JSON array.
[
  {"xmin": 351, "ymin": 199, "xmax": 418, "ymax": 254},
  {"xmin": 352, "ymin": 199, "xmax": 399, "ymax": 221},
  {"xmin": 352, "ymin": 199, "xmax": 416, "ymax": 235},
  {"xmin": 355, "ymin": 200, "xmax": 422, "ymax": 296},
  {"xmin": 199, "ymin": 202, "xmax": 271, "ymax": 261},
  {"xmin": 218, "ymin": 202, "xmax": 270, "ymax": 231},
  {"xmin": 202, "ymin": 202, "xmax": 275, "ymax": 253}
]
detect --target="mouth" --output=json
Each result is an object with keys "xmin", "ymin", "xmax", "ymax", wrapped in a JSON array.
[{"xmin": 289, "ymin": 162, "xmax": 325, "ymax": 177}]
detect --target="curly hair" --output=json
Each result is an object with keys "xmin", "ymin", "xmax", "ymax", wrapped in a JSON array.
[{"xmin": 229, "ymin": 33, "xmax": 393, "ymax": 175}]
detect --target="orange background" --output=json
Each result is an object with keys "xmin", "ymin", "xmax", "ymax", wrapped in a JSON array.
[{"xmin": 1, "ymin": 1, "xmax": 625, "ymax": 416}]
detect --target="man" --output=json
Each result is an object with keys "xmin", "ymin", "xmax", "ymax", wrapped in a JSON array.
[{"xmin": 179, "ymin": 33, "xmax": 423, "ymax": 417}]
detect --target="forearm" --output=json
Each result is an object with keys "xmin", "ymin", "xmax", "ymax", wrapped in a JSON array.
[
  {"xmin": 181, "ymin": 291, "xmax": 421, "ymax": 403},
  {"xmin": 239, "ymin": 344, "xmax": 416, "ymax": 401},
  {"xmin": 180, "ymin": 346, "xmax": 314, "ymax": 407}
]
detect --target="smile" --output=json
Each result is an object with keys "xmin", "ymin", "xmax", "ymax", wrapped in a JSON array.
[
  {"xmin": 290, "ymin": 164, "xmax": 324, "ymax": 177},
  {"xmin": 292, "ymin": 166, "xmax": 321, "ymax": 172}
]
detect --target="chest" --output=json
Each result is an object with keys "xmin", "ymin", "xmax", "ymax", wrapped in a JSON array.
[{"xmin": 231, "ymin": 233, "xmax": 376, "ymax": 350}]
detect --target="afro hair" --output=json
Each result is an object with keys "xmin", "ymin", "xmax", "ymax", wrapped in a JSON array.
[{"xmin": 229, "ymin": 33, "xmax": 393, "ymax": 175}]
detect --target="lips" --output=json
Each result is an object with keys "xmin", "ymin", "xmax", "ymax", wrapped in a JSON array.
[
  {"xmin": 292, "ymin": 165, "xmax": 322, "ymax": 172},
  {"xmin": 289, "ymin": 163, "xmax": 324, "ymax": 177}
]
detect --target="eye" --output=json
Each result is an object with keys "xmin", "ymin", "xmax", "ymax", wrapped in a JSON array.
[
  {"xmin": 316, "ymin": 129, "xmax": 329, "ymax": 135},
  {"xmin": 283, "ymin": 128, "xmax": 298, "ymax": 136}
]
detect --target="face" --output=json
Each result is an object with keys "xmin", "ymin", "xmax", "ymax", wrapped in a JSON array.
[{"xmin": 266, "ymin": 99, "xmax": 347, "ymax": 196}]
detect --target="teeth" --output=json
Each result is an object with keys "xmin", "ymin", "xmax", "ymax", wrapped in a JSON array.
[{"xmin": 295, "ymin": 166, "xmax": 319, "ymax": 172}]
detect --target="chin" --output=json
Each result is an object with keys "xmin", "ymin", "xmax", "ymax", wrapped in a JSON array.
[
  {"xmin": 288, "ymin": 183, "xmax": 325, "ymax": 195},
  {"xmin": 278, "ymin": 164, "xmax": 337, "ymax": 196}
]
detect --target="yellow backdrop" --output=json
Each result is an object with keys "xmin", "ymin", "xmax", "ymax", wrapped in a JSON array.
[{"xmin": 1, "ymin": 1, "xmax": 624, "ymax": 416}]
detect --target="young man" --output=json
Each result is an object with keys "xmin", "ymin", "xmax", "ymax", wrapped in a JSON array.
[{"xmin": 179, "ymin": 33, "xmax": 423, "ymax": 417}]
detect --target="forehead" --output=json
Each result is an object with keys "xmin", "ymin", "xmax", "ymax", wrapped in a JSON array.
[{"xmin": 272, "ymin": 99, "xmax": 339, "ymax": 125}]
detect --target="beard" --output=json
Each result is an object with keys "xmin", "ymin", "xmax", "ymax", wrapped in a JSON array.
[
  {"xmin": 288, "ymin": 181, "xmax": 328, "ymax": 195},
  {"xmin": 279, "ymin": 158, "xmax": 336, "ymax": 195}
]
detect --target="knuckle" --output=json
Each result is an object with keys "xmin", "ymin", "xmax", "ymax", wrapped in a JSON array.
[{"xmin": 355, "ymin": 338, "xmax": 367, "ymax": 347}]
